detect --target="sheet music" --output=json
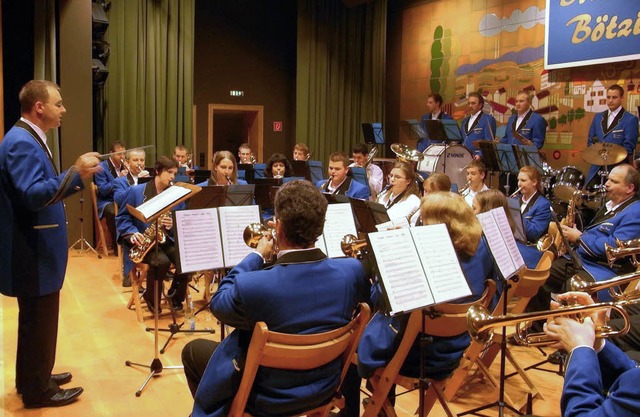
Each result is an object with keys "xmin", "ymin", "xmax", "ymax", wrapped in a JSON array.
[
  {"xmin": 137, "ymin": 186, "xmax": 191, "ymax": 219},
  {"xmin": 368, "ymin": 228, "xmax": 434, "ymax": 315},
  {"xmin": 219, "ymin": 205, "xmax": 261, "ymax": 267},
  {"xmin": 477, "ymin": 208, "xmax": 525, "ymax": 280},
  {"xmin": 410, "ymin": 224, "xmax": 471, "ymax": 303},
  {"xmin": 323, "ymin": 203, "xmax": 358, "ymax": 258},
  {"xmin": 375, "ymin": 216, "xmax": 410, "ymax": 231},
  {"xmin": 315, "ymin": 233, "xmax": 328, "ymax": 255},
  {"xmin": 174, "ymin": 208, "xmax": 225, "ymax": 272}
]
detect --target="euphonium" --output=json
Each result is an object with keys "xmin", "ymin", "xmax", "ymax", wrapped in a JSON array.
[
  {"xmin": 570, "ymin": 270, "xmax": 640, "ymax": 300},
  {"xmin": 129, "ymin": 212, "xmax": 170, "ymax": 263},
  {"xmin": 605, "ymin": 237, "xmax": 640, "ymax": 267},
  {"xmin": 243, "ymin": 223, "xmax": 276, "ymax": 249},
  {"xmin": 467, "ymin": 299, "xmax": 636, "ymax": 347},
  {"xmin": 341, "ymin": 234, "xmax": 368, "ymax": 258}
]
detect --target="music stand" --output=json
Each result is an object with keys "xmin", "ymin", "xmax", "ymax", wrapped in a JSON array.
[
  {"xmin": 362, "ymin": 122, "xmax": 385, "ymax": 144},
  {"xmin": 401, "ymin": 119, "xmax": 427, "ymax": 141},
  {"xmin": 507, "ymin": 197, "xmax": 527, "ymax": 243},
  {"xmin": 225, "ymin": 184, "xmax": 255, "ymax": 206},
  {"xmin": 350, "ymin": 166, "xmax": 369, "ymax": 188},
  {"xmin": 513, "ymin": 145, "xmax": 543, "ymax": 171},
  {"xmin": 497, "ymin": 144, "xmax": 519, "ymax": 196},
  {"xmin": 192, "ymin": 169, "xmax": 211, "ymax": 185},
  {"xmin": 323, "ymin": 193, "xmax": 350, "ymax": 204},
  {"xmin": 290, "ymin": 160, "xmax": 312, "ymax": 180},
  {"xmin": 187, "ymin": 186, "xmax": 227, "ymax": 210},
  {"xmin": 237, "ymin": 164, "xmax": 255, "ymax": 183},
  {"xmin": 254, "ymin": 178, "xmax": 282, "ymax": 211},
  {"xmin": 424, "ymin": 119, "xmax": 463, "ymax": 177},
  {"xmin": 349, "ymin": 198, "xmax": 390, "ymax": 234},
  {"xmin": 308, "ymin": 160, "xmax": 324, "ymax": 184}
]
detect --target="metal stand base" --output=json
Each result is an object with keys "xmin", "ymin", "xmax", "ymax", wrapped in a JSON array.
[
  {"xmin": 125, "ymin": 358, "xmax": 183, "ymax": 397},
  {"xmin": 146, "ymin": 320, "xmax": 214, "ymax": 354},
  {"xmin": 70, "ymin": 237, "xmax": 101, "ymax": 258}
]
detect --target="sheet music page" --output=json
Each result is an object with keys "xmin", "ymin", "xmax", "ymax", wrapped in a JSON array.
[
  {"xmin": 315, "ymin": 233, "xmax": 328, "ymax": 255},
  {"xmin": 323, "ymin": 203, "xmax": 358, "ymax": 258},
  {"xmin": 410, "ymin": 224, "xmax": 471, "ymax": 303},
  {"xmin": 218, "ymin": 205, "xmax": 261, "ymax": 267},
  {"xmin": 174, "ymin": 209, "xmax": 224, "ymax": 272},
  {"xmin": 368, "ymin": 228, "xmax": 434, "ymax": 315},
  {"xmin": 476, "ymin": 208, "xmax": 524, "ymax": 279},
  {"xmin": 137, "ymin": 186, "xmax": 191, "ymax": 219},
  {"xmin": 492, "ymin": 207, "xmax": 525, "ymax": 274},
  {"xmin": 375, "ymin": 216, "xmax": 410, "ymax": 231}
]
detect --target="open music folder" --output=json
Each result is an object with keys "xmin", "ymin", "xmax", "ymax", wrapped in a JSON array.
[
  {"xmin": 476, "ymin": 207, "xmax": 525, "ymax": 280},
  {"xmin": 366, "ymin": 224, "xmax": 472, "ymax": 316},
  {"xmin": 126, "ymin": 182, "xmax": 201, "ymax": 223},
  {"xmin": 173, "ymin": 205, "xmax": 261, "ymax": 273},
  {"xmin": 315, "ymin": 203, "xmax": 359, "ymax": 258}
]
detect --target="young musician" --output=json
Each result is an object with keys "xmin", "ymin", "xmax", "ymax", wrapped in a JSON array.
[
  {"xmin": 461, "ymin": 92, "xmax": 497, "ymax": 157},
  {"xmin": 292, "ymin": 143, "xmax": 310, "ymax": 161},
  {"xmin": 500, "ymin": 91, "xmax": 547, "ymax": 149},
  {"xmin": 316, "ymin": 152, "xmax": 369, "ymax": 199},
  {"xmin": 264, "ymin": 153, "xmax": 292, "ymax": 178},
  {"xmin": 173, "ymin": 145, "xmax": 195, "ymax": 181},
  {"xmin": 376, "ymin": 161, "xmax": 421, "ymax": 225},
  {"xmin": 460, "ymin": 160, "xmax": 489, "ymax": 207},
  {"xmin": 350, "ymin": 143, "xmax": 383, "ymax": 200},
  {"xmin": 237, "ymin": 143, "xmax": 254, "ymax": 164},
  {"xmin": 181, "ymin": 180, "xmax": 369, "ymax": 417},
  {"xmin": 202, "ymin": 150, "xmax": 247, "ymax": 186},
  {"xmin": 116, "ymin": 156, "xmax": 190, "ymax": 312},
  {"xmin": 423, "ymin": 172, "xmax": 452, "ymax": 195},
  {"xmin": 516, "ymin": 165, "xmax": 552, "ymax": 243},
  {"xmin": 350, "ymin": 192, "xmax": 497, "ymax": 417},
  {"xmin": 474, "ymin": 189, "xmax": 543, "ymax": 269},
  {"xmin": 418, "ymin": 93, "xmax": 453, "ymax": 152}
]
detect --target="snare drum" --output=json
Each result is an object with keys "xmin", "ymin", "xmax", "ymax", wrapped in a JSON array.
[
  {"xmin": 553, "ymin": 166, "xmax": 584, "ymax": 202},
  {"xmin": 417, "ymin": 144, "xmax": 472, "ymax": 189}
]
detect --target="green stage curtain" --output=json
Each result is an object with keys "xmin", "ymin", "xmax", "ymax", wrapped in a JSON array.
[
  {"xmin": 104, "ymin": 0, "xmax": 194, "ymax": 159},
  {"xmin": 297, "ymin": 0, "xmax": 387, "ymax": 165}
]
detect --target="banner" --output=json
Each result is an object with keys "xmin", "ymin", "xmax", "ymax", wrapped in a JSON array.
[{"xmin": 545, "ymin": 0, "xmax": 640, "ymax": 69}]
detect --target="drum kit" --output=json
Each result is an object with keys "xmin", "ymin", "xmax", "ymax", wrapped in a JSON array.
[{"xmin": 543, "ymin": 141, "xmax": 627, "ymax": 220}]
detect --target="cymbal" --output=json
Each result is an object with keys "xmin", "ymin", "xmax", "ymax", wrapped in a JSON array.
[
  {"xmin": 472, "ymin": 140, "xmax": 495, "ymax": 149},
  {"xmin": 582, "ymin": 142, "xmax": 627, "ymax": 165}
]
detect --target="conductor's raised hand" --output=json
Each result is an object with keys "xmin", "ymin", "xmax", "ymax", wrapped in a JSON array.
[{"xmin": 74, "ymin": 152, "xmax": 102, "ymax": 178}]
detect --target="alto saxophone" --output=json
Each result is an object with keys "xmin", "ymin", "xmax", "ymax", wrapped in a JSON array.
[
  {"xmin": 546, "ymin": 192, "xmax": 577, "ymax": 257},
  {"xmin": 129, "ymin": 213, "xmax": 170, "ymax": 263}
]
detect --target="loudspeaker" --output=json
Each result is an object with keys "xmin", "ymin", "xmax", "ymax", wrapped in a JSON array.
[
  {"xmin": 92, "ymin": 3, "xmax": 108, "ymax": 35},
  {"xmin": 92, "ymin": 59, "xmax": 109, "ymax": 85}
]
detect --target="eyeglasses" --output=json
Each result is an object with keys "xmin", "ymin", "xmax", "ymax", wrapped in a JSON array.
[{"xmin": 388, "ymin": 174, "xmax": 406, "ymax": 180}]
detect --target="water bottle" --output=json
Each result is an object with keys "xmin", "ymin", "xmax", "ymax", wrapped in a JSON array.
[{"xmin": 185, "ymin": 293, "xmax": 196, "ymax": 331}]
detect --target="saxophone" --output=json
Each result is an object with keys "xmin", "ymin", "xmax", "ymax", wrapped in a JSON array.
[
  {"xmin": 129, "ymin": 213, "xmax": 170, "ymax": 263},
  {"xmin": 547, "ymin": 192, "xmax": 577, "ymax": 257}
]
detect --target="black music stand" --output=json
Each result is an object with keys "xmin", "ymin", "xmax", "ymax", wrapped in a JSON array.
[
  {"xmin": 497, "ymin": 144, "xmax": 519, "ymax": 196},
  {"xmin": 309, "ymin": 160, "xmax": 324, "ymax": 184},
  {"xmin": 290, "ymin": 160, "xmax": 312, "ymax": 180},
  {"xmin": 362, "ymin": 122, "xmax": 385, "ymax": 145},
  {"xmin": 187, "ymin": 185, "xmax": 227, "ymax": 210},
  {"xmin": 401, "ymin": 119, "xmax": 427, "ymax": 142},
  {"xmin": 225, "ymin": 184, "xmax": 255, "ymax": 206},
  {"xmin": 254, "ymin": 178, "xmax": 282, "ymax": 212},
  {"xmin": 349, "ymin": 198, "xmax": 390, "ymax": 234},
  {"xmin": 237, "ymin": 163, "xmax": 255, "ymax": 184}
]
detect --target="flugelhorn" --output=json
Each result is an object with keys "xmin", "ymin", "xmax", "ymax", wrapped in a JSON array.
[
  {"xmin": 570, "ymin": 270, "xmax": 640, "ymax": 300},
  {"xmin": 243, "ymin": 223, "xmax": 276, "ymax": 249},
  {"xmin": 340, "ymin": 234, "xmax": 368, "ymax": 259},
  {"xmin": 605, "ymin": 237, "xmax": 640, "ymax": 267},
  {"xmin": 467, "ymin": 300, "xmax": 635, "ymax": 347}
]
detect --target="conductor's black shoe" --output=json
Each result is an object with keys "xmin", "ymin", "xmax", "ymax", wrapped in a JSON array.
[
  {"xmin": 23, "ymin": 387, "xmax": 84, "ymax": 409},
  {"xmin": 17, "ymin": 372, "xmax": 73, "ymax": 395},
  {"xmin": 548, "ymin": 349, "xmax": 567, "ymax": 365}
]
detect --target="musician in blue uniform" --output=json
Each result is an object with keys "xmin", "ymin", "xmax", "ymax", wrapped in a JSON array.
[
  {"xmin": 461, "ymin": 93, "xmax": 497, "ymax": 158},
  {"xmin": 316, "ymin": 152, "xmax": 370, "ymax": 200},
  {"xmin": 500, "ymin": 91, "xmax": 547, "ymax": 149},
  {"xmin": 528, "ymin": 164, "xmax": 640, "ymax": 314},
  {"xmin": 116, "ymin": 156, "xmax": 189, "ymax": 312},
  {"xmin": 586, "ymin": 84, "xmax": 640, "ymax": 185},
  {"xmin": 352, "ymin": 192, "xmax": 497, "ymax": 416},
  {"xmin": 0, "ymin": 80, "xmax": 100, "ymax": 408},
  {"xmin": 517, "ymin": 165, "xmax": 552, "ymax": 243},
  {"xmin": 418, "ymin": 93, "xmax": 453, "ymax": 152},
  {"xmin": 545, "ymin": 291, "xmax": 640, "ymax": 417},
  {"xmin": 94, "ymin": 140, "xmax": 127, "ymax": 253},
  {"xmin": 181, "ymin": 180, "xmax": 369, "ymax": 417},
  {"xmin": 199, "ymin": 150, "xmax": 248, "ymax": 186}
]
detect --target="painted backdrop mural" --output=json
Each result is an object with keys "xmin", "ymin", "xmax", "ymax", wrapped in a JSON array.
[{"xmin": 400, "ymin": 0, "xmax": 640, "ymax": 172}]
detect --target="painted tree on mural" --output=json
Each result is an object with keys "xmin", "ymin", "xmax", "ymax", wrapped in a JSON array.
[{"xmin": 430, "ymin": 25, "xmax": 444, "ymax": 93}]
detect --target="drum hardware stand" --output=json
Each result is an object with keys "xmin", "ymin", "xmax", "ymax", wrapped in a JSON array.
[
  {"xmin": 125, "ymin": 216, "xmax": 183, "ymax": 397},
  {"xmin": 69, "ymin": 187, "xmax": 102, "ymax": 258}
]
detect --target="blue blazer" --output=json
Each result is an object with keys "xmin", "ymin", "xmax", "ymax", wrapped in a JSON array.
[
  {"xmin": 586, "ymin": 108, "xmax": 639, "ymax": 184},
  {"xmin": 516, "ymin": 241, "xmax": 543, "ymax": 270},
  {"xmin": 500, "ymin": 110, "xmax": 547, "ymax": 149},
  {"xmin": 562, "ymin": 342, "xmax": 640, "ymax": 417},
  {"xmin": 521, "ymin": 192, "xmax": 552, "ymax": 243},
  {"xmin": 570, "ymin": 198, "xmax": 640, "ymax": 300},
  {"xmin": 115, "ymin": 181, "xmax": 186, "ymax": 276},
  {"xmin": 94, "ymin": 159, "xmax": 120, "ymax": 217},
  {"xmin": 0, "ymin": 121, "xmax": 83, "ymax": 297},
  {"xmin": 357, "ymin": 238, "xmax": 497, "ymax": 381},
  {"xmin": 462, "ymin": 112, "xmax": 497, "ymax": 156},
  {"xmin": 316, "ymin": 177, "xmax": 370, "ymax": 200},
  {"xmin": 418, "ymin": 113, "xmax": 454, "ymax": 152},
  {"xmin": 192, "ymin": 249, "xmax": 369, "ymax": 417}
]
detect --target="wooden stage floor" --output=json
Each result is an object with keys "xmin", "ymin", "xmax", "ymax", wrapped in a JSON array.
[{"xmin": 1, "ymin": 252, "xmax": 564, "ymax": 416}]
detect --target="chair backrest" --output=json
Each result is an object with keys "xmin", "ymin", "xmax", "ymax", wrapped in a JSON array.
[
  {"xmin": 510, "ymin": 250, "xmax": 553, "ymax": 313},
  {"xmin": 227, "ymin": 303, "xmax": 371, "ymax": 417}
]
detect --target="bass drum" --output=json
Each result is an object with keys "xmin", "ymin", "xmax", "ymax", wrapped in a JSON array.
[{"xmin": 417, "ymin": 144, "xmax": 472, "ymax": 189}]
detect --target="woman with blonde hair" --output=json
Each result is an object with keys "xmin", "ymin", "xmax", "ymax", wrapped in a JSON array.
[
  {"xmin": 376, "ymin": 161, "xmax": 421, "ymax": 225},
  {"xmin": 201, "ymin": 150, "xmax": 247, "ymax": 186},
  {"xmin": 473, "ymin": 189, "xmax": 543, "ymax": 269}
]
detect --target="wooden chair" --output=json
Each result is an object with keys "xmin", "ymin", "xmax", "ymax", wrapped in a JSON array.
[
  {"xmin": 127, "ymin": 263, "xmax": 150, "ymax": 323},
  {"xmin": 227, "ymin": 303, "xmax": 371, "ymax": 417},
  {"xmin": 90, "ymin": 182, "xmax": 110, "ymax": 257},
  {"xmin": 362, "ymin": 281, "xmax": 496, "ymax": 417}
]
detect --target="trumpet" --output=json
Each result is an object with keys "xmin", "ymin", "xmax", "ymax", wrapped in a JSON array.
[
  {"xmin": 243, "ymin": 223, "xmax": 276, "ymax": 249},
  {"xmin": 467, "ymin": 299, "xmax": 636, "ymax": 347},
  {"xmin": 605, "ymin": 237, "xmax": 640, "ymax": 267},
  {"xmin": 458, "ymin": 181, "xmax": 470, "ymax": 195},
  {"xmin": 340, "ymin": 234, "xmax": 368, "ymax": 258},
  {"xmin": 508, "ymin": 187, "xmax": 521, "ymax": 199},
  {"xmin": 570, "ymin": 270, "xmax": 640, "ymax": 300},
  {"xmin": 305, "ymin": 151, "xmax": 312, "ymax": 161}
]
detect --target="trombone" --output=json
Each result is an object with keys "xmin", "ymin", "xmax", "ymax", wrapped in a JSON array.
[
  {"xmin": 466, "ymin": 298, "xmax": 637, "ymax": 347},
  {"xmin": 570, "ymin": 270, "xmax": 640, "ymax": 301}
]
